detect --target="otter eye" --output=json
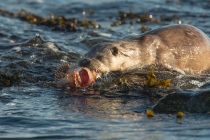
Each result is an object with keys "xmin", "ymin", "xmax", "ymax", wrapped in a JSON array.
[{"xmin": 111, "ymin": 47, "xmax": 118, "ymax": 56}]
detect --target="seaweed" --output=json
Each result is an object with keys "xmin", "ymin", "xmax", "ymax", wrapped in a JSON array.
[
  {"xmin": 144, "ymin": 69, "xmax": 171, "ymax": 89},
  {"xmin": 111, "ymin": 11, "xmax": 159, "ymax": 26},
  {"xmin": 0, "ymin": 9, "xmax": 101, "ymax": 32},
  {"xmin": 0, "ymin": 71, "xmax": 21, "ymax": 89},
  {"xmin": 0, "ymin": 8, "xmax": 181, "ymax": 33},
  {"xmin": 110, "ymin": 11, "xmax": 159, "ymax": 32}
]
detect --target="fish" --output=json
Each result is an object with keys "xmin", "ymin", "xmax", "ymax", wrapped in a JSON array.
[{"xmin": 55, "ymin": 63, "xmax": 97, "ymax": 88}]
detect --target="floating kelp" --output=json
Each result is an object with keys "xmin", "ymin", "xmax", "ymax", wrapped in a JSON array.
[
  {"xmin": 110, "ymin": 11, "xmax": 183, "ymax": 33},
  {"xmin": 0, "ymin": 9, "xmax": 15, "ymax": 17},
  {"xmin": 0, "ymin": 9, "xmax": 101, "ymax": 32},
  {"xmin": 110, "ymin": 11, "xmax": 159, "ymax": 27},
  {"xmin": 146, "ymin": 109, "xmax": 154, "ymax": 118},
  {"xmin": 177, "ymin": 111, "xmax": 184, "ymax": 118},
  {"xmin": 0, "ymin": 71, "xmax": 21, "ymax": 88},
  {"xmin": 140, "ymin": 25, "xmax": 148, "ymax": 33},
  {"xmin": 0, "ymin": 8, "xmax": 182, "ymax": 33},
  {"xmin": 160, "ymin": 14, "xmax": 180, "ymax": 22},
  {"xmin": 144, "ymin": 69, "xmax": 171, "ymax": 89}
]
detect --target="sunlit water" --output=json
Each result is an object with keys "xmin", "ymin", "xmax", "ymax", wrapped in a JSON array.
[{"xmin": 1, "ymin": 0, "xmax": 210, "ymax": 139}]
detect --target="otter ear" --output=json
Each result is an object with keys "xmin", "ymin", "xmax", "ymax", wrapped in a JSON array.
[{"xmin": 111, "ymin": 47, "xmax": 118, "ymax": 56}]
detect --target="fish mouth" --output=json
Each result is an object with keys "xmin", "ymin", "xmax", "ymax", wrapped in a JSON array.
[
  {"xmin": 71, "ymin": 67, "xmax": 97, "ymax": 88},
  {"xmin": 55, "ymin": 63, "xmax": 97, "ymax": 88},
  {"xmin": 79, "ymin": 68, "xmax": 90, "ymax": 85}
]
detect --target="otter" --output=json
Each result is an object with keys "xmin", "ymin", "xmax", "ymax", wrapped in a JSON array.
[{"xmin": 79, "ymin": 24, "xmax": 210, "ymax": 75}]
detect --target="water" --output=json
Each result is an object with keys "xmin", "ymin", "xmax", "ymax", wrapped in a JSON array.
[{"xmin": 1, "ymin": 0, "xmax": 210, "ymax": 139}]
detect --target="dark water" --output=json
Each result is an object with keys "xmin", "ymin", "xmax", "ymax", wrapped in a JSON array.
[{"xmin": 1, "ymin": 0, "xmax": 210, "ymax": 139}]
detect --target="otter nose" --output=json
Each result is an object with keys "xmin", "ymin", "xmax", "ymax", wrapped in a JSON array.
[{"xmin": 79, "ymin": 58, "xmax": 90, "ymax": 66}]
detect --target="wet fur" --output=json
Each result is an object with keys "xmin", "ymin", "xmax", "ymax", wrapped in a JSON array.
[{"xmin": 79, "ymin": 25, "xmax": 210, "ymax": 75}]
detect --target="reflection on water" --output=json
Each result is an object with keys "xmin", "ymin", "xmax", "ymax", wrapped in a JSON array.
[
  {"xmin": 1, "ymin": 86, "xmax": 210, "ymax": 139},
  {"xmin": 57, "ymin": 90, "xmax": 147, "ymax": 120}
]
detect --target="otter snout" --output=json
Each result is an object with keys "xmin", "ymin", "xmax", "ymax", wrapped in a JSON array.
[
  {"xmin": 79, "ymin": 58, "xmax": 91, "ymax": 67},
  {"xmin": 79, "ymin": 58, "xmax": 110, "ymax": 74}
]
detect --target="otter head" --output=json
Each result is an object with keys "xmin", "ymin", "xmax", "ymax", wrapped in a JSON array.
[{"xmin": 79, "ymin": 42, "xmax": 140, "ymax": 74}]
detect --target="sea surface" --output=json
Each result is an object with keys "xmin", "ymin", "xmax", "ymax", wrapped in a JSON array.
[{"xmin": 1, "ymin": 0, "xmax": 210, "ymax": 139}]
